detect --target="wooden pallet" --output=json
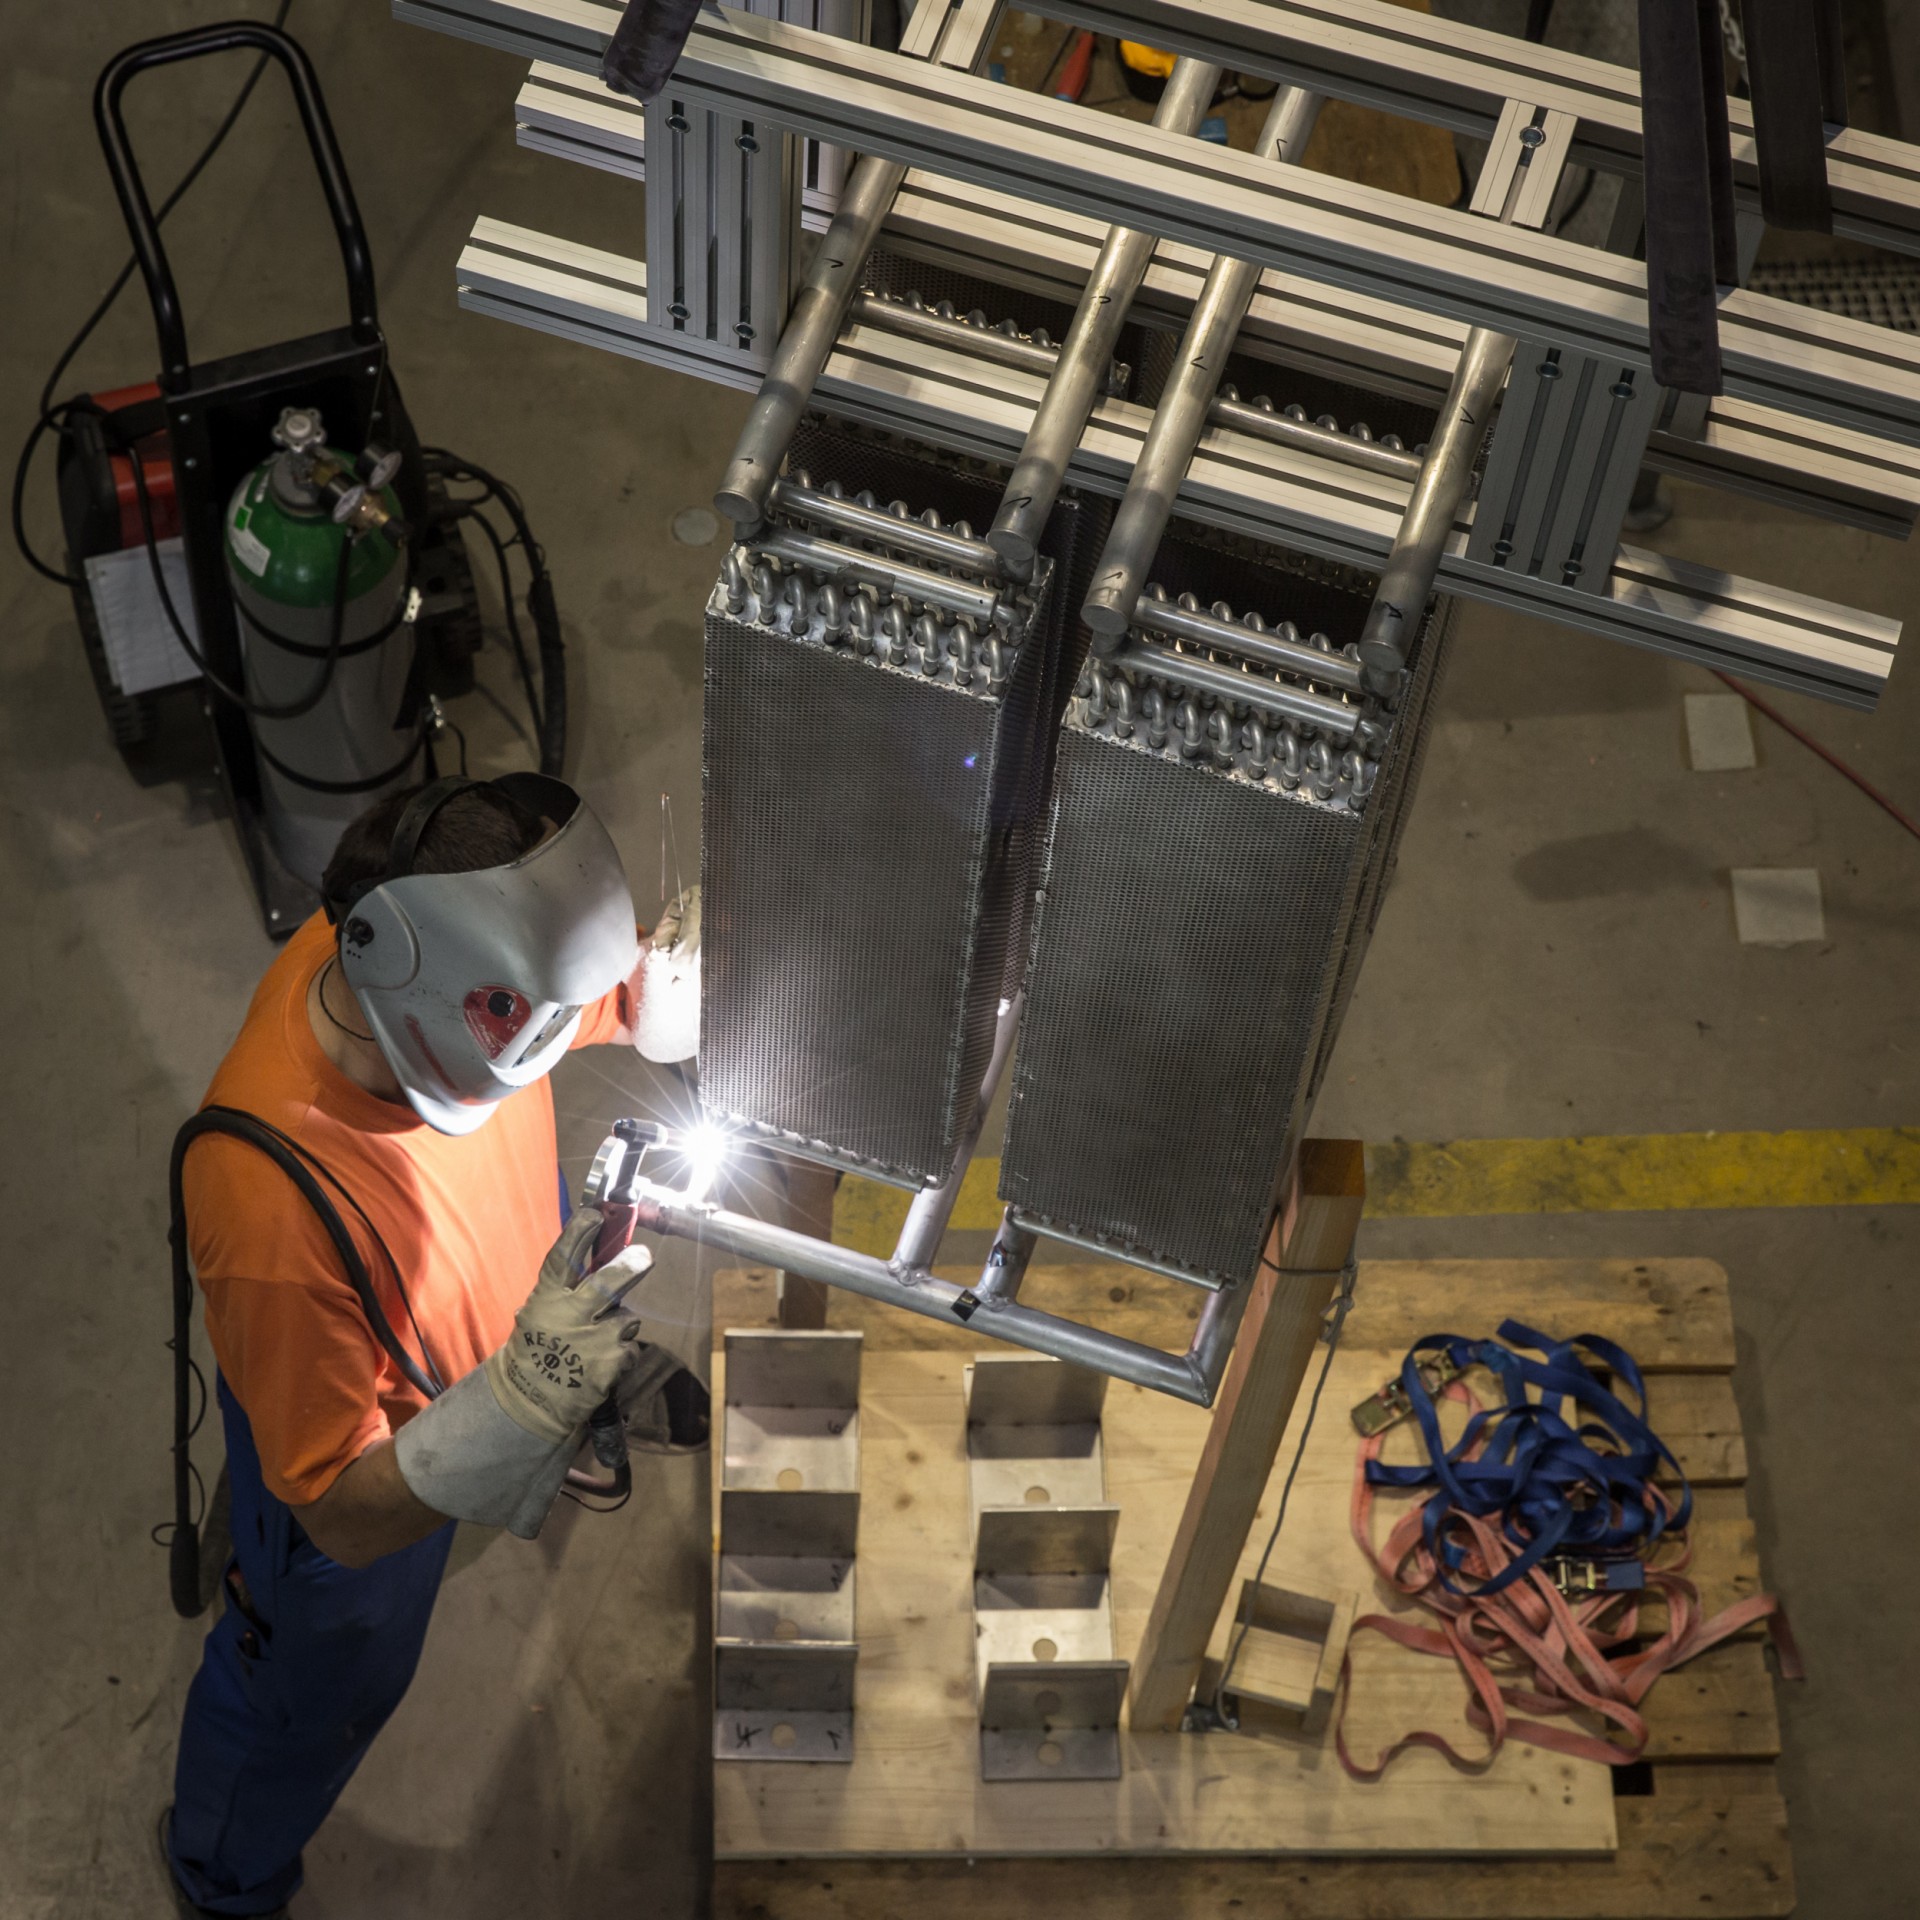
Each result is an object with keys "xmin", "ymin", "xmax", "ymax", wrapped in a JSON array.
[{"xmin": 711, "ymin": 1256, "xmax": 1793, "ymax": 1919}]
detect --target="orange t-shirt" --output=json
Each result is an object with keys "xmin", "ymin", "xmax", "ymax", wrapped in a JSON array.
[{"xmin": 185, "ymin": 912, "xmax": 629, "ymax": 1506}]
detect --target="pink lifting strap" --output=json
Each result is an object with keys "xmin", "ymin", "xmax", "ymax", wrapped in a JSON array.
[{"xmin": 1335, "ymin": 1375, "xmax": 1803, "ymax": 1780}]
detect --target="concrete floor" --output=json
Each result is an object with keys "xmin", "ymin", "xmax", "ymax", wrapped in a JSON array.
[{"xmin": 3, "ymin": 5, "xmax": 1917, "ymax": 1917}]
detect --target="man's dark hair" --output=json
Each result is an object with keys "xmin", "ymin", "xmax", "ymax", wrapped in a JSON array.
[{"xmin": 322, "ymin": 781, "xmax": 545, "ymax": 915}]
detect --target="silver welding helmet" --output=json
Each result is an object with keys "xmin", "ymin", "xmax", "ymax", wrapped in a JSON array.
[{"xmin": 331, "ymin": 773, "xmax": 639, "ymax": 1135}]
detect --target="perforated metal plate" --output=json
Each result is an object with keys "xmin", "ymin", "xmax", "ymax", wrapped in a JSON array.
[
  {"xmin": 699, "ymin": 425, "xmax": 1101, "ymax": 1184},
  {"xmin": 1000, "ymin": 555, "xmax": 1454, "ymax": 1287}
]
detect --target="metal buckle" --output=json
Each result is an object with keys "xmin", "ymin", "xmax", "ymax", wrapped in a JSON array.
[
  {"xmin": 1546, "ymin": 1558, "xmax": 1646, "ymax": 1598},
  {"xmin": 1350, "ymin": 1351, "xmax": 1464, "ymax": 1438}
]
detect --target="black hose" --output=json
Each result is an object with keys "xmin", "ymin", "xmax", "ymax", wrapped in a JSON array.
[{"xmin": 421, "ymin": 447, "xmax": 568, "ymax": 776}]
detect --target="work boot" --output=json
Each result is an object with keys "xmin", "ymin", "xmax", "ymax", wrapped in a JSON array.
[{"xmin": 158, "ymin": 1807, "xmax": 291, "ymax": 1920}]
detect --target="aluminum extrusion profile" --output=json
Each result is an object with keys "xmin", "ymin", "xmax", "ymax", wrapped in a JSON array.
[
  {"xmin": 450, "ymin": 218, "xmax": 1902, "ymax": 708},
  {"xmin": 398, "ymin": 0, "xmax": 1920, "ymax": 446},
  {"xmin": 1015, "ymin": 0, "xmax": 1920, "ymax": 259},
  {"xmin": 474, "ymin": 78, "xmax": 1920, "ymax": 537}
]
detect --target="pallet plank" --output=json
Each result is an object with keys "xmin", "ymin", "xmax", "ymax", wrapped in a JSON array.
[
  {"xmin": 715, "ymin": 1779, "xmax": 1793, "ymax": 1918},
  {"xmin": 1641, "ymin": 1642, "xmax": 1782, "ymax": 1761}
]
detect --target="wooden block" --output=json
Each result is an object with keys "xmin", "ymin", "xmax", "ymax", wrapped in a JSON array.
[
  {"xmin": 1131, "ymin": 1141, "xmax": 1367, "ymax": 1732},
  {"xmin": 1213, "ymin": 1580, "xmax": 1358, "ymax": 1738}
]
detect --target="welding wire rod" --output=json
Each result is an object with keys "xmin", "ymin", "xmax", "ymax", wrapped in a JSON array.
[
  {"xmin": 1132, "ymin": 595, "xmax": 1365, "ymax": 695},
  {"xmin": 893, "ymin": 995, "xmax": 1022, "ymax": 1276},
  {"xmin": 634, "ymin": 1193, "xmax": 1212, "ymax": 1403},
  {"xmin": 770, "ymin": 476, "xmax": 1004, "ymax": 577},
  {"xmin": 1107, "ymin": 637, "xmax": 1360, "ymax": 739},
  {"xmin": 987, "ymin": 55, "xmax": 1224, "ymax": 580},
  {"xmin": 848, "ymin": 291, "xmax": 1062, "ymax": 379},
  {"xmin": 714, "ymin": 156, "xmax": 907, "ymax": 528},
  {"xmin": 1082, "ymin": 86, "xmax": 1326, "ymax": 643},
  {"xmin": 1354, "ymin": 326, "xmax": 1515, "ymax": 691},
  {"xmin": 749, "ymin": 524, "xmax": 1007, "ymax": 625},
  {"xmin": 1209, "ymin": 394, "xmax": 1424, "ymax": 485}
]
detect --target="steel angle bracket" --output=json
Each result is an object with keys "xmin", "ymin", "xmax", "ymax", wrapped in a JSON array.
[
  {"xmin": 716, "ymin": 1329, "xmax": 864, "ymax": 1760},
  {"xmin": 714, "ymin": 1639, "xmax": 858, "ymax": 1763}
]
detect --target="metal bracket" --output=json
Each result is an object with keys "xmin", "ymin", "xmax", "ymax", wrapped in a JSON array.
[
  {"xmin": 966, "ymin": 1355, "xmax": 1127, "ymax": 1780},
  {"xmin": 715, "ymin": 1329, "xmax": 865, "ymax": 1763},
  {"xmin": 1463, "ymin": 99, "xmax": 1659, "ymax": 595}
]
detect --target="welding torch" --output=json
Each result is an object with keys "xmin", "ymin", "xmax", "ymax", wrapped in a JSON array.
[{"xmin": 565, "ymin": 1117, "xmax": 666, "ymax": 1499}]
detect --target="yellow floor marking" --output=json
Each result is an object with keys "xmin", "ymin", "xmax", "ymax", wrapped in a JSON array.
[
  {"xmin": 828, "ymin": 1128, "xmax": 1920, "ymax": 1253},
  {"xmin": 1366, "ymin": 1127, "xmax": 1920, "ymax": 1217}
]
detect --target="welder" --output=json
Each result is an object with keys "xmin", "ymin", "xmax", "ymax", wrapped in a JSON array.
[{"xmin": 161, "ymin": 771, "xmax": 700, "ymax": 1919}]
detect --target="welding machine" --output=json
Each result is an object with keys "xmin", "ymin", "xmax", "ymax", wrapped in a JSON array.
[{"xmin": 26, "ymin": 22, "xmax": 560, "ymax": 936}]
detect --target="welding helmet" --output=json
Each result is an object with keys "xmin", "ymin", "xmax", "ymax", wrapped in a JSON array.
[{"xmin": 328, "ymin": 774, "xmax": 639, "ymax": 1135}]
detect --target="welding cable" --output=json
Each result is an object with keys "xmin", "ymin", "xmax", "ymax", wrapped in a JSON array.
[
  {"xmin": 10, "ymin": 0, "xmax": 295, "ymax": 588},
  {"xmin": 166, "ymin": 1107, "xmax": 442, "ymax": 1615},
  {"xmin": 419, "ymin": 446, "xmax": 568, "ymax": 777},
  {"xmin": 1713, "ymin": 669, "xmax": 1920, "ymax": 845}
]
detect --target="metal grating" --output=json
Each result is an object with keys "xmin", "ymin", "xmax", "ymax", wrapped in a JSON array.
[
  {"xmin": 1747, "ymin": 258, "xmax": 1920, "ymax": 333},
  {"xmin": 1001, "ymin": 552, "xmax": 1450, "ymax": 1287}
]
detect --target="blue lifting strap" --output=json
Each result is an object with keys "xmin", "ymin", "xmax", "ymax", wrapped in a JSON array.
[{"xmin": 1363, "ymin": 1319, "xmax": 1692, "ymax": 1599}]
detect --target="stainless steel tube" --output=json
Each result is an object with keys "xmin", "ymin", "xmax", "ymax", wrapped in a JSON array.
[
  {"xmin": 974, "ymin": 1211, "xmax": 1037, "ymax": 1307},
  {"xmin": 770, "ymin": 476, "xmax": 1004, "ymax": 578},
  {"xmin": 749, "ymin": 525, "xmax": 1007, "ymax": 626},
  {"xmin": 986, "ymin": 56, "xmax": 1223, "ymax": 580},
  {"xmin": 1186, "ymin": 1275, "xmax": 1257, "ymax": 1395},
  {"xmin": 714, "ymin": 156, "xmax": 907, "ymax": 528},
  {"xmin": 1354, "ymin": 326, "xmax": 1515, "ymax": 690},
  {"xmin": 1209, "ymin": 394, "xmax": 1424, "ymax": 485},
  {"xmin": 635, "ymin": 1193, "xmax": 1211, "ymax": 1403},
  {"xmin": 1131, "ymin": 594, "xmax": 1365, "ymax": 695},
  {"xmin": 1106, "ymin": 637, "xmax": 1360, "ymax": 739},
  {"xmin": 892, "ymin": 994, "xmax": 1021, "ymax": 1275},
  {"xmin": 1081, "ymin": 84, "xmax": 1324, "ymax": 642},
  {"xmin": 849, "ymin": 291, "xmax": 1063, "ymax": 380}
]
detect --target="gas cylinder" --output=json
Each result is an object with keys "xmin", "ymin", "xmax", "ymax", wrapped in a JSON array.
[{"xmin": 225, "ymin": 406, "xmax": 415, "ymax": 890}]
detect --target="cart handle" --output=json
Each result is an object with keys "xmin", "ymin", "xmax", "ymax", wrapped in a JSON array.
[{"xmin": 93, "ymin": 23, "xmax": 380, "ymax": 389}]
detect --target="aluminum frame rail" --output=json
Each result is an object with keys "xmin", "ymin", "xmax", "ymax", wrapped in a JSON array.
[
  {"xmin": 453, "ymin": 218, "xmax": 1901, "ymax": 707},
  {"xmin": 496, "ymin": 76, "xmax": 1920, "ymax": 539},
  {"xmin": 1021, "ymin": 0, "xmax": 1920, "ymax": 260},
  {"xmin": 395, "ymin": 0, "xmax": 1920, "ymax": 448},
  {"xmin": 627, "ymin": 999, "xmax": 1244, "ymax": 1405}
]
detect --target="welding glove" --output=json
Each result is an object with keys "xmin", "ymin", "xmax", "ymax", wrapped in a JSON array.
[
  {"xmin": 393, "ymin": 1208, "xmax": 649, "ymax": 1538},
  {"xmin": 632, "ymin": 884, "xmax": 701, "ymax": 1064}
]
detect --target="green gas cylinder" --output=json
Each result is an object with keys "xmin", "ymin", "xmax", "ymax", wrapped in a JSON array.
[{"xmin": 225, "ymin": 406, "xmax": 414, "ymax": 893}]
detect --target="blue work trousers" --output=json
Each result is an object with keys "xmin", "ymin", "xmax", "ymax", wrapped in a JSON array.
[{"xmin": 166, "ymin": 1377, "xmax": 455, "ymax": 1915}]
